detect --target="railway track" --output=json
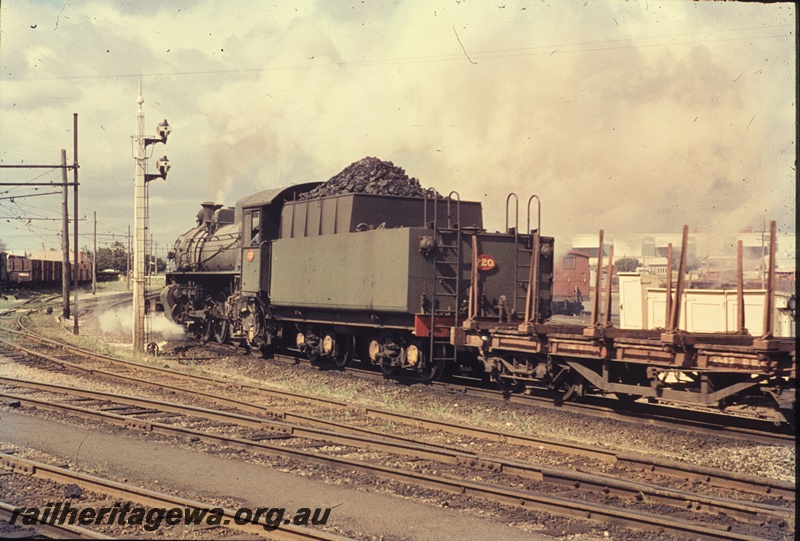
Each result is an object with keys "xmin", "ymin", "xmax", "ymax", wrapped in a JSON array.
[
  {"xmin": 0, "ymin": 325, "xmax": 794, "ymax": 539},
  {"xmin": 15, "ymin": 288, "xmax": 793, "ymax": 443},
  {"xmin": 2, "ymin": 326, "xmax": 795, "ymax": 485},
  {"xmin": 150, "ymin": 331, "xmax": 795, "ymax": 445},
  {"xmin": 0, "ymin": 378, "xmax": 793, "ymax": 539},
  {"xmin": 262, "ymin": 349, "xmax": 796, "ymax": 447},
  {"xmin": 0, "ymin": 500, "xmax": 113, "ymax": 539},
  {"xmin": 0, "ymin": 452, "xmax": 349, "ymax": 540}
]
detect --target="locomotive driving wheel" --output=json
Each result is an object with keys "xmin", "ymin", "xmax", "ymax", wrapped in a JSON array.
[
  {"xmin": 201, "ymin": 318, "xmax": 214, "ymax": 343},
  {"xmin": 212, "ymin": 291, "xmax": 230, "ymax": 344},
  {"xmin": 192, "ymin": 318, "xmax": 211, "ymax": 342},
  {"xmin": 213, "ymin": 318, "xmax": 229, "ymax": 344},
  {"xmin": 171, "ymin": 298, "xmax": 189, "ymax": 324}
]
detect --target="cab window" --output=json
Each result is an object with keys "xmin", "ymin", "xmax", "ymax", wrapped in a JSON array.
[{"xmin": 244, "ymin": 210, "xmax": 261, "ymax": 246}]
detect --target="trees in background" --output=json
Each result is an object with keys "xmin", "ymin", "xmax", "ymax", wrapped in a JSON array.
[
  {"xmin": 87, "ymin": 240, "xmax": 165, "ymax": 274},
  {"xmin": 614, "ymin": 257, "xmax": 640, "ymax": 273},
  {"xmin": 93, "ymin": 241, "xmax": 129, "ymax": 272}
]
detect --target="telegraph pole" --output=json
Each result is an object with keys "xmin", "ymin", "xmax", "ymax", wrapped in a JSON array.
[
  {"xmin": 92, "ymin": 211, "xmax": 97, "ymax": 295},
  {"xmin": 127, "ymin": 225, "xmax": 131, "ymax": 290},
  {"xmin": 61, "ymin": 149, "xmax": 71, "ymax": 319},
  {"xmin": 73, "ymin": 113, "xmax": 80, "ymax": 335},
  {"xmin": 132, "ymin": 82, "xmax": 171, "ymax": 353}
]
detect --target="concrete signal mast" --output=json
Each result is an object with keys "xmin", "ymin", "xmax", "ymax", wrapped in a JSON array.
[{"xmin": 132, "ymin": 79, "xmax": 171, "ymax": 353}]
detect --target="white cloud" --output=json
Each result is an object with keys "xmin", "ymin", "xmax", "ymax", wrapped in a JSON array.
[{"xmin": 0, "ymin": 0, "xmax": 794, "ymax": 255}]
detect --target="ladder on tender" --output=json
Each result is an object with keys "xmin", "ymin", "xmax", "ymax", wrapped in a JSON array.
[
  {"xmin": 506, "ymin": 194, "xmax": 541, "ymax": 319},
  {"xmin": 424, "ymin": 191, "xmax": 462, "ymax": 371}
]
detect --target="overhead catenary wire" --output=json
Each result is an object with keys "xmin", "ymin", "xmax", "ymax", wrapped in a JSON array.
[
  {"xmin": 3, "ymin": 24, "xmax": 792, "ymax": 82},
  {"xmin": 0, "ymin": 168, "xmax": 62, "ymax": 194},
  {"xmin": 0, "ymin": 191, "xmax": 61, "ymax": 201}
]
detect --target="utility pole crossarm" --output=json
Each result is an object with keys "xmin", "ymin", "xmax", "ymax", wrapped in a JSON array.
[
  {"xmin": 0, "ymin": 164, "xmax": 78, "ymax": 169},
  {"xmin": 0, "ymin": 182, "xmax": 79, "ymax": 186}
]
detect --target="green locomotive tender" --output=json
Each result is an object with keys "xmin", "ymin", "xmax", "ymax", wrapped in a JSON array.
[{"xmin": 163, "ymin": 183, "xmax": 553, "ymax": 380}]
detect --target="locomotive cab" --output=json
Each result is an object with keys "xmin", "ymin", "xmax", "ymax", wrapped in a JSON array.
[
  {"xmin": 238, "ymin": 182, "xmax": 321, "ymax": 296},
  {"xmin": 162, "ymin": 182, "xmax": 320, "ymax": 341}
]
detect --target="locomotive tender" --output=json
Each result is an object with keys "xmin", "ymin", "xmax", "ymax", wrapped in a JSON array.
[
  {"xmin": 163, "ymin": 183, "xmax": 552, "ymax": 380},
  {"xmin": 163, "ymin": 181, "xmax": 795, "ymax": 423}
]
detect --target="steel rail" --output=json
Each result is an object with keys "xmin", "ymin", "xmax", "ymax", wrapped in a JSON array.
[
  {"xmin": 0, "ymin": 453, "xmax": 350, "ymax": 541},
  {"xmin": 0, "ymin": 380, "xmax": 794, "ymax": 533},
  {"xmin": 435, "ymin": 381, "xmax": 796, "ymax": 445},
  {"xmin": 1, "ymin": 333, "xmax": 794, "ymax": 503},
  {"xmin": 0, "ymin": 501, "xmax": 113, "ymax": 539},
  {"xmin": 0, "ymin": 377, "xmax": 466, "ymax": 463},
  {"xmin": 271, "ymin": 350, "xmax": 795, "ymax": 446},
  {"xmin": 9, "ymin": 315, "xmax": 793, "ymax": 446},
  {"xmin": 0, "ymin": 425, "xmax": 782, "ymax": 541}
]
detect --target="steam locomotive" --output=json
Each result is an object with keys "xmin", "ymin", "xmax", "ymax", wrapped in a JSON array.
[{"xmin": 162, "ymin": 183, "xmax": 552, "ymax": 380}]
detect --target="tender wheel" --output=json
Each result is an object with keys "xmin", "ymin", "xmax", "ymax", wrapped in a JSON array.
[
  {"xmin": 329, "ymin": 335, "xmax": 355, "ymax": 369},
  {"xmin": 243, "ymin": 299, "xmax": 265, "ymax": 348},
  {"xmin": 296, "ymin": 328, "xmax": 321, "ymax": 363},
  {"xmin": 418, "ymin": 359, "xmax": 446, "ymax": 382},
  {"xmin": 412, "ymin": 342, "xmax": 447, "ymax": 382},
  {"xmin": 367, "ymin": 334, "xmax": 404, "ymax": 377},
  {"xmin": 380, "ymin": 359, "xmax": 397, "ymax": 377}
]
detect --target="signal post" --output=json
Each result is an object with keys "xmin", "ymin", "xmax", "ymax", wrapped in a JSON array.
[{"xmin": 132, "ymin": 84, "xmax": 171, "ymax": 353}]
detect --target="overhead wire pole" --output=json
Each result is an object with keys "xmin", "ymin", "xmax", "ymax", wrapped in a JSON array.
[
  {"xmin": 73, "ymin": 113, "xmax": 80, "ymax": 335},
  {"xmin": 127, "ymin": 225, "xmax": 131, "ymax": 290},
  {"xmin": 60, "ymin": 149, "xmax": 71, "ymax": 319},
  {"xmin": 92, "ymin": 211, "xmax": 97, "ymax": 295},
  {"xmin": 0, "ymin": 125, "xmax": 79, "ymax": 323}
]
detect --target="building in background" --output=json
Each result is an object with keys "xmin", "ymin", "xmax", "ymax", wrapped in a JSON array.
[{"xmin": 563, "ymin": 230, "xmax": 796, "ymax": 294}]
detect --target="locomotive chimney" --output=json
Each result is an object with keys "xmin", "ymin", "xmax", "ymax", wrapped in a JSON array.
[{"xmin": 200, "ymin": 202, "xmax": 223, "ymax": 225}]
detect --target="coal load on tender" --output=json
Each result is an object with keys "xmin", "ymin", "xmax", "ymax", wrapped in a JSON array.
[{"xmin": 299, "ymin": 156, "xmax": 437, "ymax": 199}]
